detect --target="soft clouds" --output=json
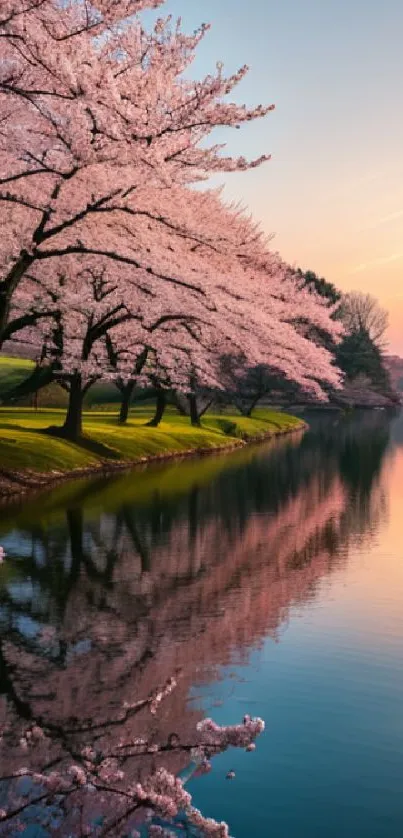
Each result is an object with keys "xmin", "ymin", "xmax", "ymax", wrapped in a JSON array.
[
  {"xmin": 349, "ymin": 253, "xmax": 403, "ymax": 275},
  {"xmin": 357, "ymin": 208, "xmax": 403, "ymax": 233}
]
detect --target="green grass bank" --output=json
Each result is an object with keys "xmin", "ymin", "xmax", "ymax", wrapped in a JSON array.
[{"xmin": 0, "ymin": 405, "xmax": 304, "ymax": 495}]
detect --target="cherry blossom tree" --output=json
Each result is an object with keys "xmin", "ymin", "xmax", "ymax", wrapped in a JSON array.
[
  {"xmin": 0, "ymin": 0, "xmax": 273, "ymax": 346},
  {"xmin": 5, "ymin": 184, "xmax": 342, "ymax": 439},
  {"xmin": 218, "ymin": 356, "xmax": 302, "ymax": 416},
  {"xmin": 1, "ymin": 0, "xmax": 344, "ymax": 441},
  {"xmin": 0, "ymin": 667, "xmax": 264, "ymax": 837}
]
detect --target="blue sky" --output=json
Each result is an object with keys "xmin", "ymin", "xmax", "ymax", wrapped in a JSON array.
[{"xmin": 145, "ymin": 0, "xmax": 403, "ymax": 350}]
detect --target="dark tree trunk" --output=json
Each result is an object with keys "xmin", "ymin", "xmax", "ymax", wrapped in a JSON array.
[
  {"xmin": 233, "ymin": 398, "xmax": 249, "ymax": 417},
  {"xmin": 146, "ymin": 390, "xmax": 166, "ymax": 427},
  {"xmin": 61, "ymin": 374, "xmax": 84, "ymax": 440},
  {"xmin": 189, "ymin": 394, "xmax": 201, "ymax": 427},
  {"xmin": 0, "ymin": 250, "xmax": 34, "ymax": 347},
  {"xmin": 241, "ymin": 401, "xmax": 255, "ymax": 418},
  {"xmin": 118, "ymin": 381, "xmax": 135, "ymax": 424},
  {"xmin": 0, "ymin": 641, "xmax": 33, "ymax": 721},
  {"xmin": 247, "ymin": 393, "xmax": 264, "ymax": 416},
  {"xmin": 67, "ymin": 507, "xmax": 106, "ymax": 583},
  {"xmin": 67, "ymin": 507, "xmax": 85, "ymax": 570},
  {"xmin": 122, "ymin": 507, "xmax": 151, "ymax": 572},
  {"xmin": 235, "ymin": 393, "xmax": 262, "ymax": 417},
  {"xmin": 199, "ymin": 398, "xmax": 213, "ymax": 418}
]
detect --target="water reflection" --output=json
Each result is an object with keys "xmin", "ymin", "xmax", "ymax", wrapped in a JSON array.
[{"xmin": 0, "ymin": 410, "xmax": 393, "ymax": 835}]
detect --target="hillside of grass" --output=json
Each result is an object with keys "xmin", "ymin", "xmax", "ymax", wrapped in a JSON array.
[
  {"xmin": 0, "ymin": 355, "xmax": 35, "ymax": 393},
  {"xmin": 0, "ymin": 405, "xmax": 303, "ymax": 480}
]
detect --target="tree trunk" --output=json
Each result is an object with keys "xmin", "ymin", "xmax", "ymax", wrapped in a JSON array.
[
  {"xmin": 67, "ymin": 507, "xmax": 85, "ymax": 571},
  {"xmin": 0, "ymin": 251, "xmax": 34, "ymax": 347},
  {"xmin": 233, "ymin": 398, "xmax": 248, "ymax": 417},
  {"xmin": 241, "ymin": 401, "xmax": 255, "ymax": 418},
  {"xmin": 118, "ymin": 381, "xmax": 135, "ymax": 424},
  {"xmin": 146, "ymin": 390, "xmax": 166, "ymax": 427},
  {"xmin": 189, "ymin": 394, "xmax": 201, "ymax": 427},
  {"xmin": 122, "ymin": 507, "xmax": 151, "ymax": 572},
  {"xmin": 61, "ymin": 374, "xmax": 84, "ymax": 440},
  {"xmin": 199, "ymin": 398, "xmax": 213, "ymax": 418},
  {"xmin": 234, "ymin": 393, "xmax": 262, "ymax": 417},
  {"xmin": 247, "ymin": 393, "xmax": 264, "ymax": 416}
]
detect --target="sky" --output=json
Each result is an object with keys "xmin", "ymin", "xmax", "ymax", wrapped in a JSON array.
[{"xmin": 145, "ymin": 0, "xmax": 403, "ymax": 352}]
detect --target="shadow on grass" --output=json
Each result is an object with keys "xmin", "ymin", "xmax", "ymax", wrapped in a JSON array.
[
  {"xmin": 213, "ymin": 418, "xmax": 239, "ymax": 437},
  {"xmin": 41, "ymin": 426, "xmax": 121, "ymax": 460},
  {"xmin": 0, "ymin": 422, "xmax": 41, "ymax": 434},
  {"xmin": 0, "ymin": 421, "xmax": 119, "ymax": 460}
]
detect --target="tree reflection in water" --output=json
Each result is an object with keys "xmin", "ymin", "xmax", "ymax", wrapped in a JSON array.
[{"xmin": 0, "ymin": 411, "xmax": 392, "ymax": 835}]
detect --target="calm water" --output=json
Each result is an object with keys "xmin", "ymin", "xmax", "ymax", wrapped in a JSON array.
[{"xmin": 1, "ymin": 410, "xmax": 403, "ymax": 836}]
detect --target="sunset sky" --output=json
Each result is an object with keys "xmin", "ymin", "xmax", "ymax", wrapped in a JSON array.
[{"xmin": 147, "ymin": 0, "xmax": 403, "ymax": 352}]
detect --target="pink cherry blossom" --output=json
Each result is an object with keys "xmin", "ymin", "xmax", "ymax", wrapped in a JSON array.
[
  {"xmin": 0, "ymin": 0, "xmax": 273, "ymax": 344},
  {"xmin": 0, "ymin": 0, "xmax": 343, "ymax": 434}
]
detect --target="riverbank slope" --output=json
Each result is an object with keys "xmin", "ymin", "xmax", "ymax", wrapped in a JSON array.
[{"xmin": 0, "ymin": 406, "xmax": 304, "ymax": 496}]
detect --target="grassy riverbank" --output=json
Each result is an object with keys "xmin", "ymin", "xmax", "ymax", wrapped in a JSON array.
[{"xmin": 0, "ymin": 406, "xmax": 303, "ymax": 484}]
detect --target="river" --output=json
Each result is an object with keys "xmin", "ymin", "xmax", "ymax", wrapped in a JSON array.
[{"xmin": 0, "ymin": 409, "xmax": 403, "ymax": 837}]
